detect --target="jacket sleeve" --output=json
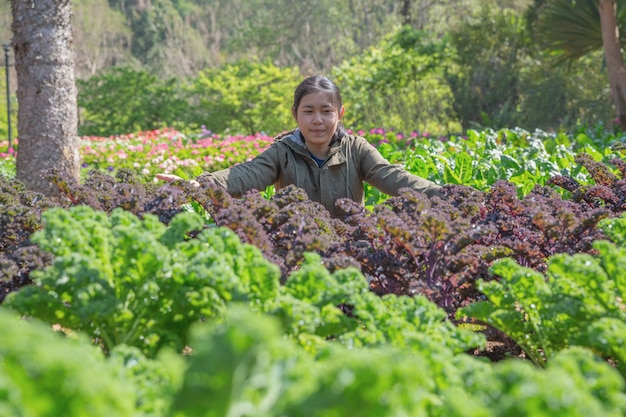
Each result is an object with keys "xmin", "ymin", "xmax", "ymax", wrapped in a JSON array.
[
  {"xmin": 354, "ymin": 136, "xmax": 443, "ymax": 198},
  {"xmin": 195, "ymin": 142, "xmax": 281, "ymax": 197}
]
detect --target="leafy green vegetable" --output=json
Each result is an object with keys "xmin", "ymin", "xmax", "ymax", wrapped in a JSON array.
[
  {"xmin": 109, "ymin": 344, "xmax": 185, "ymax": 417},
  {"xmin": 171, "ymin": 305, "xmax": 312, "ymax": 417},
  {"xmin": 0, "ymin": 307, "xmax": 136, "ymax": 417},
  {"xmin": 457, "ymin": 347, "xmax": 626, "ymax": 417},
  {"xmin": 4, "ymin": 206, "xmax": 281, "ymax": 357}
]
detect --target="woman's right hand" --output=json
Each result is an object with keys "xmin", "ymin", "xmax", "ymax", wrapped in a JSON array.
[
  {"xmin": 156, "ymin": 173, "xmax": 200, "ymax": 187},
  {"xmin": 156, "ymin": 173, "xmax": 183, "ymax": 182}
]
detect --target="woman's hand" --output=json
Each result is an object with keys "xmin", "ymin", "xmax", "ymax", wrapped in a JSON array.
[
  {"xmin": 156, "ymin": 173, "xmax": 183, "ymax": 182},
  {"xmin": 156, "ymin": 173, "xmax": 200, "ymax": 187}
]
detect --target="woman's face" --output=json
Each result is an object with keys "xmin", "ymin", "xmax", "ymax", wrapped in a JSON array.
[{"xmin": 293, "ymin": 92, "xmax": 344, "ymax": 147}]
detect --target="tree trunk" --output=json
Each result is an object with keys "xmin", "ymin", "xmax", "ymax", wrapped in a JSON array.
[
  {"xmin": 400, "ymin": 0, "xmax": 412, "ymax": 26},
  {"xmin": 598, "ymin": 0, "xmax": 626, "ymax": 131},
  {"xmin": 11, "ymin": 0, "xmax": 80, "ymax": 195}
]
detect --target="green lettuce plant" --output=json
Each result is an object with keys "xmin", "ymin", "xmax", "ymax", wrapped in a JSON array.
[
  {"xmin": 458, "ymin": 213, "xmax": 626, "ymax": 374},
  {"xmin": 4, "ymin": 205, "xmax": 281, "ymax": 357},
  {"xmin": 0, "ymin": 307, "xmax": 136, "ymax": 417}
]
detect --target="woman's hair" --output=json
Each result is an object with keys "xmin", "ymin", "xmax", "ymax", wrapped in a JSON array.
[{"xmin": 293, "ymin": 76, "xmax": 346, "ymax": 141}]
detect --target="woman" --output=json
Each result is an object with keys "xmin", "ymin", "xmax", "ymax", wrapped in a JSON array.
[{"xmin": 158, "ymin": 75, "xmax": 442, "ymax": 217}]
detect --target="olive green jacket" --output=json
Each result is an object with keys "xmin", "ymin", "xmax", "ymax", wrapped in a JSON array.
[{"xmin": 198, "ymin": 129, "xmax": 442, "ymax": 217}]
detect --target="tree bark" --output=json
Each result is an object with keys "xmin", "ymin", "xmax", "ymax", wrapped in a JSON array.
[
  {"xmin": 400, "ymin": 0, "xmax": 412, "ymax": 26},
  {"xmin": 598, "ymin": 0, "xmax": 626, "ymax": 131},
  {"xmin": 11, "ymin": 0, "xmax": 80, "ymax": 195}
]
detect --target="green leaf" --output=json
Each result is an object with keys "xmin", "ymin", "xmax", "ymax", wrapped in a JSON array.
[{"xmin": 0, "ymin": 308, "xmax": 136, "ymax": 417}]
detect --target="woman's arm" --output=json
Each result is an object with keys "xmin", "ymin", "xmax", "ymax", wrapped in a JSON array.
[
  {"xmin": 194, "ymin": 142, "xmax": 283, "ymax": 197},
  {"xmin": 355, "ymin": 136, "xmax": 442, "ymax": 198},
  {"xmin": 156, "ymin": 142, "xmax": 283, "ymax": 196}
]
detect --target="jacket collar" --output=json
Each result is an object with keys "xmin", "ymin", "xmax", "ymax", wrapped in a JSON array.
[
  {"xmin": 290, "ymin": 128, "xmax": 307, "ymax": 147},
  {"xmin": 279, "ymin": 128, "xmax": 347, "ymax": 164}
]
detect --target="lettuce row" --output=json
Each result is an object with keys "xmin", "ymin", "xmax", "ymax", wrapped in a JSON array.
[
  {"xmin": 3, "ymin": 305, "xmax": 624, "ymax": 417},
  {"xmin": 458, "ymin": 213, "xmax": 626, "ymax": 375},
  {"xmin": 169, "ymin": 306, "xmax": 626, "ymax": 417},
  {"xmin": 4, "ymin": 206, "xmax": 481, "ymax": 359},
  {"xmin": 267, "ymin": 252, "xmax": 484, "ymax": 354},
  {"xmin": 1, "ymin": 205, "xmax": 625, "ymax": 416}
]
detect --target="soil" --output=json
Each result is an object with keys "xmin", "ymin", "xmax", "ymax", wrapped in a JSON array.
[
  {"xmin": 472, "ymin": 340, "xmax": 526, "ymax": 362},
  {"xmin": 469, "ymin": 326, "xmax": 527, "ymax": 362}
]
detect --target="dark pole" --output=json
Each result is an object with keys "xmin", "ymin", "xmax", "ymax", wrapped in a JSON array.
[{"xmin": 3, "ymin": 43, "xmax": 11, "ymax": 150}]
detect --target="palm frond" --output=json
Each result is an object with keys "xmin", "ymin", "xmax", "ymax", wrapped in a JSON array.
[{"xmin": 536, "ymin": 0, "xmax": 603, "ymax": 63}]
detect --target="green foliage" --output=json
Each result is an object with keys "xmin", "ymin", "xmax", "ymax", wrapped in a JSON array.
[
  {"xmin": 77, "ymin": 67, "xmax": 190, "ymax": 136},
  {"xmin": 515, "ymin": 50, "xmax": 613, "ymax": 131},
  {"xmin": 600, "ymin": 212, "xmax": 626, "ymax": 246},
  {"xmin": 117, "ymin": 0, "xmax": 208, "ymax": 78},
  {"xmin": 170, "ymin": 306, "xmax": 312, "ymax": 417},
  {"xmin": 173, "ymin": 305, "xmax": 626, "ymax": 417},
  {"xmin": 66, "ymin": 3, "xmax": 617, "ymax": 137},
  {"xmin": 333, "ymin": 26, "xmax": 460, "ymax": 134},
  {"xmin": 171, "ymin": 305, "xmax": 467, "ymax": 417},
  {"xmin": 1, "ymin": 202, "xmax": 480, "ymax": 362},
  {"xmin": 535, "ymin": 0, "xmax": 603, "ymax": 60},
  {"xmin": 446, "ymin": 6, "xmax": 531, "ymax": 130},
  {"xmin": 0, "ymin": 307, "xmax": 136, "ymax": 417},
  {"xmin": 447, "ymin": 4, "xmax": 614, "ymax": 132},
  {"xmin": 71, "ymin": 0, "xmax": 135, "ymax": 80},
  {"xmin": 458, "ymin": 214, "xmax": 626, "ymax": 374},
  {"xmin": 459, "ymin": 346, "xmax": 626, "ymax": 417},
  {"xmin": 7, "ymin": 0, "xmax": 620, "ymax": 136},
  {"xmin": 189, "ymin": 60, "xmax": 300, "ymax": 135},
  {"xmin": 109, "ymin": 344, "xmax": 185, "ymax": 417},
  {"xmin": 374, "ymin": 127, "xmax": 591, "ymax": 197},
  {"xmin": 532, "ymin": 0, "xmax": 626, "ymax": 63},
  {"xmin": 0, "ymin": 2, "xmax": 10, "ymax": 43},
  {"xmin": 221, "ymin": 0, "xmax": 360, "ymax": 71},
  {"xmin": 2, "ymin": 298, "xmax": 625, "ymax": 417},
  {"xmin": 0, "ymin": 67, "xmax": 17, "ymax": 142},
  {"xmin": 0, "ymin": 157, "xmax": 15, "ymax": 178},
  {"xmin": 2, "ymin": 197, "xmax": 626, "ymax": 416},
  {"xmin": 3, "ymin": 206, "xmax": 281, "ymax": 358}
]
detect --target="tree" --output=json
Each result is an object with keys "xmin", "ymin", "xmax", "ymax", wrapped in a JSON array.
[
  {"xmin": 534, "ymin": 0, "xmax": 626, "ymax": 130},
  {"xmin": 11, "ymin": 0, "xmax": 80, "ymax": 195},
  {"xmin": 332, "ymin": 26, "xmax": 459, "ymax": 134},
  {"xmin": 599, "ymin": 0, "xmax": 626, "ymax": 130},
  {"xmin": 72, "ymin": 0, "xmax": 135, "ymax": 79},
  {"xmin": 190, "ymin": 60, "xmax": 300, "ymax": 135},
  {"xmin": 77, "ymin": 67, "xmax": 190, "ymax": 136},
  {"xmin": 445, "ymin": 6, "xmax": 533, "ymax": 130}
]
